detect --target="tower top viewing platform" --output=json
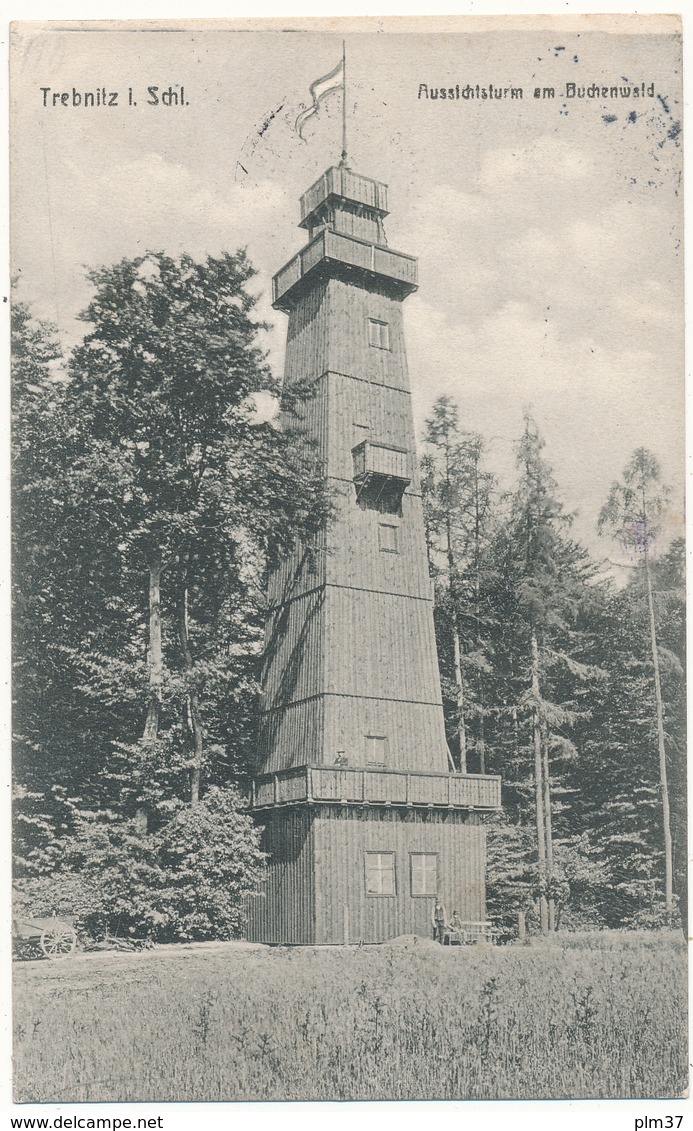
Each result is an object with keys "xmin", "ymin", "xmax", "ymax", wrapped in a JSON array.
[
  {"xmin": 273, "ymin": 164, "xmax": 417, "ymax": 313},
  {"xmin": 299, "ymin": 166, "xmax": 389, "ymax": 229}
]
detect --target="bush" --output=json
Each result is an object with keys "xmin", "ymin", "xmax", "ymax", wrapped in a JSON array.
[
  {"xmin": 152, "ymin": 787, "xmax": 266, "ymax": 941},
  {"xmin": 13, "ymin": 786, "xmax": 265, "ymax": 942}
]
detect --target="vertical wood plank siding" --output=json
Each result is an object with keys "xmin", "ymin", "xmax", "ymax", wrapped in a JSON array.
[
  {"xmin": 283, "ymin": 279, "xmax": 412, "ymax": 392},
  {"xmin": 257, "ymin": 698, "xmax": 325, "ymax": 771},
  {"xmin": 245, "ymin": 808, "xmax": 315, "ymax": 944},
  {"xmin": 257, "ymin": 269, "xmax": 449, "ymax": 777},
  {"xmin": 259, "ymin": 699, "xmax": 449, "ymax": 774},
  {"xmin": 323, "ymin": 588, "xmax": 442, "ymax": 704},
  {"xmin": 332, "ymin": 208, "xmax": 381, "ymax": 243},
  {"xmin": 314, "ymin": 806, "xmax": 486, "ymax": 944},
  {"xmin": 327, "ymin": 280, "xmax": 409, "ymax": 390},
  {"xmin": 261, "ymin": 589, "xmax": 325, "ymax": 706},
  {"xmin": 325, "ymin": 490, "xmax": 432, "ymax": 597},
  {"xmin": 284, "ymin": 279, "xmax": 330, "ymax": 385}
]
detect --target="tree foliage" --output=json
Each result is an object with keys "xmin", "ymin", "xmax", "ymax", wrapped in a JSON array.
[
  {"xmin": 12, "ymin": 254, "xmax": 330, "ymax": 939},
  {"xmin": 421, "ymin": 397, "xmax": 497, "ymax": 773},
  {"xmin": 423, "ymin": 399, "xmax": 683, "ymax": 933},
  {"xmin": 15, "ymin": 786, "xmax": 264, "ymax": 941}
]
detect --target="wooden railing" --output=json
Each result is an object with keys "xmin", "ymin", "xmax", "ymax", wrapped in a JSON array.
[
  {"xmin": 272, "ymin": 230, "xmax": 418, "ymax": 309},
  {"xmin": 352, "ymin": 440, "xmax": 411, "ymax": 484},
  {"xmin": 251, "ymin": 764, "xmax": 501, "ymax": 811},
  {"xmin": 300, "ymin": 167, "xmax": 389, "ymax": 225}
]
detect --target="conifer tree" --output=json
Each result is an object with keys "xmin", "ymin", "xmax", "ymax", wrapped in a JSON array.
[
  {"xmin": 497, "ymin": 413, "xmax": 604, "ymax": 932},
  {"xmin": 599, "ymin": 450, "xmax": 677, "ymax": 919},
  {"xmin": 421, "ymin": 397, "xmax": 496, "ymax": 773}
]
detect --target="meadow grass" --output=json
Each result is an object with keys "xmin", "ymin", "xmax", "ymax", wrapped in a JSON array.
[{"xmin": 13, "ymin": 931, "xmax": 687, "ymax": 1102}]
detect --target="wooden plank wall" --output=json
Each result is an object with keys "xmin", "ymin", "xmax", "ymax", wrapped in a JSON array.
[
  {"xmin": 283, "ymin": 278, "xmax": 410, "ymax": 391},
  {"xmin": 284, "ymin": 278, "xmax": 330, "ymax": 384},
  {"xmin": 321, "ymin": 698, "xmax": 449, "ymax": 772},
  {"xmin": 314, "ymin": 806, "xmax": 486, "ymax": 944},
  {"xmin": 257, "ymin": 698, "xmax": 325, "ymax": 772},
  {"xmin": 258, "ymin": 253, "xmax": 451, "ymax": 778},
  {"xmin": 261, "ymin": 589, "xmax": 325, "ymax": 709},
  {"xmin": 259, "ymin": 695, "xmax": 448, "ymax": 773},
  {"xmin": 323, "ymin": 587, "xmax": 442, "ymax": 704},
  {"xmin": 327, "ymin": 376, "xmax": 417, "ymax": 484},
  {"xmin": 325, "ymin": 486, "xmax": 432, "ymax": 599},
  {"xmin": 326, "ymin": 280, "xmax": 409, "ymax": 391},
  {"xmin": 332, "ymin": 206, "xmax": 380, "ymax": 243},
  {"xmin": 245, "ymin": 808, "xmax": 316, "ymax": 944}
]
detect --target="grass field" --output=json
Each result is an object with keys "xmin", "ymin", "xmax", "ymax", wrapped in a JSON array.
[{"xmin": 13, "ymin": 931, "xmax": 687, "ymax": 1102}]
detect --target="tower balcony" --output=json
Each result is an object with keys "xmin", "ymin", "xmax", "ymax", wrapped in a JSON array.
[
  {"xmin": 250, "ymin": 764, "xmax": 502, "ymax": 812},
  {"xmin": 352, "ymin": 440, "xmax": 410, "ymax": 485},
  {"xmin": 352, "ymin": 440, "xmax": 411, "ymax": 509},
  {"xmin": 272, "ymin": 228, "xmax": 418, "ymax": 313}
]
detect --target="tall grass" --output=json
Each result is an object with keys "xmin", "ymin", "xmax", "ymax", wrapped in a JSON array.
[{"xmin": 13, "ymin": 931, "xmax": 687, "ymax": 1102}]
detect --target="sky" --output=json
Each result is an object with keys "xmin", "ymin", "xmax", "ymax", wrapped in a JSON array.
[{"xmin": 10, "ymin": 18, "xmax": 684, "ymax": 573}]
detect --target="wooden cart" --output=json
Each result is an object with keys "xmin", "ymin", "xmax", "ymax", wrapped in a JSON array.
[{"xmin": 12, "ymin": 913, "xmax": 78, "ymax": 960}]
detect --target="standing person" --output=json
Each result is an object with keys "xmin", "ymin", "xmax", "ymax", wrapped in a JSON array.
[{"xmin": 431, "ymin": 894, "xmax": 447, "ymax": 944}]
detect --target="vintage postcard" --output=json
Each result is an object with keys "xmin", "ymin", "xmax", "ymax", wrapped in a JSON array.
[{"xmin": 9, "ymin": 14, "xmax": 686, "ymax": 1108}]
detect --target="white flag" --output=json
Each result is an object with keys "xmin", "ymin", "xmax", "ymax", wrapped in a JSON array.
[{"xmin": 295, "ymin": 58, "xmax": 344, "ymax": 140}]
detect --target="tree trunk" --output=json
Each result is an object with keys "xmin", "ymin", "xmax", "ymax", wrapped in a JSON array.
[
  {"xmin": 644, "ymin": 552, "xmax": 674, "ymax": 917},
  {"xmin": 510, "ymin": 660, "xmax": 519, "ymax": 758},
  {"xmin": 139, "ymin": 549, "xmax": 164, "ymax": 834},
  {"xmin": 452, "ymin": 625, "xmax": 467, "ymax": 774},
  {"xmin": 445, "ymin": 495, "xmax": 466, "ymax": 775},
  {"xmin": 177, "ymin": 585, "xmax": 204, "ymax": 805},
  {"xmin": 473, "ymin": 453, "xmax": 484, "ymax": 776},
  {"xmin": 477, "ymin": 723, "xmax": 486, "ymax": 775},
  {"xmin": 541, "ymin": 723, "xmax": 556, "ymax": 931},
  {"xmin": 531, "ymin": 629, "xmax": 549, "ymax": 934},
  {"xmin": 142, "ymin": 549, "xmax": 163, "ymax": 743}
]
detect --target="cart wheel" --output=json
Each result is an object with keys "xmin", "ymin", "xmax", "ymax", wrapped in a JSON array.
[{"xmin": 40, "ymin": 925, "xmax": 76, "ymax": 960}]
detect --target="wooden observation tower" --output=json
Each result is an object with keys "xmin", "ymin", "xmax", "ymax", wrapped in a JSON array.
[{"xmin": 246, "ymin": 162, "xmax": 501, "ymax": 944}]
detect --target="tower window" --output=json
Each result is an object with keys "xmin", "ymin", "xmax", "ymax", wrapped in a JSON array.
[
  {"xmin": 365, "ymin": 735, "xmax": 388, "ymax": 766},
  {"xmin": 410, "ymin": 853, "xmax": 438, "ymax": 897},
  {"xmin": 368, "ymin": 318, "xmax": 390, "ymax": 350},
  {"xmin": 365, "ymin": 852, "xmax": 396, "ymax": 896},
  {"xmin": 378, "ymin": 522, "xmax": 399, "ymax": 553}
]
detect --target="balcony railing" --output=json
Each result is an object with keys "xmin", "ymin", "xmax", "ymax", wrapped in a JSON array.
[
  {"xmin": 352, "ymin": 440, "xmax": 411, "ymax": 485},
  {"xmin": 251, "ymin": 764, "xmax": 501, "ymax": 811},
  {"xmin": 272, "ymin": 229, "xmax": 418, "ymax": 311},
  {"xmin": 300, "ymin": 167, "xmax": 389, "ymax": 227}
]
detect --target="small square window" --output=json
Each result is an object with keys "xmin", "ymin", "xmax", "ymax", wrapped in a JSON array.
[
  {"xmin": 365, "ymin": 735, "xmax": 387, "ymax": 766},
  {"xmin": 368, "ymin": 318, "xmax": 390, "ymax": 350},
  {"xmin": 379, "ymin": 523, "xmax": 399, "ymax": 553},
  {"xmin": 365, "ymin": 851, "xmax": 396, "ymax": 896},
  {"xmin": 411, "ymin": 853, "xmax": 438, "ymax": 897}
]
